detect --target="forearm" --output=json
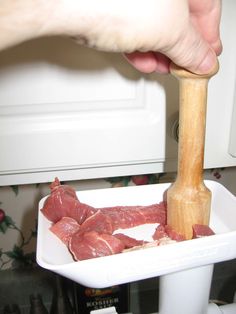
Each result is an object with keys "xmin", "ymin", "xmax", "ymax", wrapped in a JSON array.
[
  {"xmin": 0, "ymin": 0, "xmax": 219, "ymax": 75},
  {"xmin": 0, "ymin": 0, "xmax": 57, "ymax": 50},
  {"xmin": 0, "ymin": 0, "xmax": 186, "ymax": 53},
  {"xmin": 49, "ymin": 0, "xmax": 187, "ymax": 53},
  {"xmin": 0, "ymin": 0, "xmax": 114, "ymax": 51}
]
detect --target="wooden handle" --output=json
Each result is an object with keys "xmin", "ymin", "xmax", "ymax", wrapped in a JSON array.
[{"xmin": 167, "ymin": 61, "xmax": 219, "ymax": 240}]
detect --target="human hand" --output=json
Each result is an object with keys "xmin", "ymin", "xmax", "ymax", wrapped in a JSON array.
[
  {"xmin": 125, "ymin": 0, "xmax": 222, "ymax": 74},
  {"xmin": 52, "ymin": 0, "xmax": 222, "ymax": 74},
  {"xmin": 0, "ymin": 0, "xmax": 222, "ymax": 75}
]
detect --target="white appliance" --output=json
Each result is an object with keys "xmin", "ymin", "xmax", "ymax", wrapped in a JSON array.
[{"xmin": 37, "ymin": 181, "xmax": 236, "ymax": 314}]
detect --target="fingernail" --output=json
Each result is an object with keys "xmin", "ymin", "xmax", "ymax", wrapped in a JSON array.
[{"xmin": 196, "ymin": 49, "xmax": 217, "ymax": 74}]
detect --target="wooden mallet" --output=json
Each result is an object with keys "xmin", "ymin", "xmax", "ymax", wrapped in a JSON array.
[{"xmin": 167, "ymin": 61, "xmax": 219, "ymax": 240}]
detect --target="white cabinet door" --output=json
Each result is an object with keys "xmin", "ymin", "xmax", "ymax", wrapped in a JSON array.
[
  {"xmin": 0, "ymin": 0, "xmax": 236, "ymax": 186},
  {"xmin": 0, "ymin": 38, "xmax": 178, "ymax": 185},
  {"xmin": 204, "ymin": 0, "xmax": 236, "ymax": 169}
]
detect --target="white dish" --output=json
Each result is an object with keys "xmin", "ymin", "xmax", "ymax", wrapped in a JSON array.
[{"xmin": 36, "ymin": 180, "xmax": 236, "ymax": 288}]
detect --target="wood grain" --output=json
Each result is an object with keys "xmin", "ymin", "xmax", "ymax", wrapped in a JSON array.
[{"xmin": 167, "ymin": 62, "xmax": 219, "ymax": 239}]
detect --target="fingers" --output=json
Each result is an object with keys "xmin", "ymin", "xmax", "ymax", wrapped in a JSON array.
[
  {"xmin": 153, "ymin": 53, "xmax": 170, "ymax": 73},
  {"xmin": 194, "ymin": 48, "xmax": 217, "ymax": 74},
  {"xmin": 189, "ymin": 0, "xmax": 222, "ymax": 56},
  {"xmin": 163, "ymin": 22, "xmax": 218, "ymax": 75},
  {"xmin": 212, "ymin": 39, "xmax": 223, "ymax": 56},
  {"xmin": 124, "ymin": 52, "xmax": 159, "ymax": 73},
  {"xmin": 124, "ymin": 52, "xmax": 170, "ymax": 74}
]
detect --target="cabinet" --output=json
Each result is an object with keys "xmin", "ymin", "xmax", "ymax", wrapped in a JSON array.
[{"xmin": 0, "ymin": 1, "xmax": 236, "ymax": 186}]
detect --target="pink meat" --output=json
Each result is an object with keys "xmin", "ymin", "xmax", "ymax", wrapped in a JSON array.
[
  {"xmin": 50, "ymin": 177, "xmax": 76, "ymax": 198},
  {"xmin": 45, "ymin": 179, "xmax": 216, "ymax": 262},
  {"xmin": 69, "ymin": 231, "xmax": 125, "ymax": 261},
  {"xmin": 41, "ymin": 178, "xmax": 96, "ymax": 224},
  {"xmin": 152, "ymin": 225, "xmax": 168, "ymax": 240},
  {"xmin": 50, "ymin": 217, "xmax": 80, "ymax": 245},
  {"xmin": 113, "ymin": 233, "xmax": 145, "ymax": 248},
  {"xmin": 100, "ymin": 206, "xmax": 144, "ymax": 228},
  {"xmin": 192, "ymin": 224, "xmax": 215, "ymax": 238},
  {"xmin": 79, "ymin": 210, "xmax": 114, "ymax": 235},
  {"xmin": 164, "ymin": 225, "xmax": 186, "ymax": 241},
  {"xmin": 100, "ymin": 202, "xmax": 166, "ymax": 229},
  {"xmin": 41, "ymin": 178, "xmax": 166, "ymax": 228},
  {"xmin": 153, "ymin": 224, "xmax": 185, "ymax": 241}
]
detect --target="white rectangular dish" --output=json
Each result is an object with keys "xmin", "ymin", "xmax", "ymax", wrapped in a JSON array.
[{"xmin": 36, "ymin": 180, "xmax": 236, "ymax": 288}]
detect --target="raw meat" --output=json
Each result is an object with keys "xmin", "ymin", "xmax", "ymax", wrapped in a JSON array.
[
  {"xmin": 113, "ymin": 233, "xmax": 145, "ymax": 248},
  {"xmin": 41, "ymin": 178, "xmax": 96, "ymax": 224},
  {"xmin": 152, "ymin": 225, "xmax": 168, "ymax": 240},
  {"xmin": 41, "ymin": 179, "xmax": 215, "ymax": 262},
  {"xmin": 152, "ymin": 224, "xmax": 185, "ymax": 241},
  {"xmin": 41, "ymin": 178, "xmax": 166, "ymax": 228},
  {"xmin": 192, "ymin": 224, "xmax": 215, "ymax": 238},
  {"xmin": 50, "ymin": 217, "xmax": 80, "ymax": 245},
  {"xmin": 69, "ymin": 231, "xmax": 125, "ymax": 260},
  {"xmin": 100, "ymin": 203, "xmax": 166, "ymax": 229},
  {"xmin": 164, "ymin": 225, "xmax": 186, "ymax": 241},
  {"xmin": 79, "ymin": 210, "xmax": 114, "ymax": 235}
]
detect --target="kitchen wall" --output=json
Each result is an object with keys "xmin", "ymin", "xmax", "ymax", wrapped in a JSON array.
[{"xmin": 0, "ymin": 167, "xmax": 235, "ymax": 271}]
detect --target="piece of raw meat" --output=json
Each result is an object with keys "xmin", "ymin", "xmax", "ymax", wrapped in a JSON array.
[
  {"xmin": 41, "ymin": 178, "xmax": 96, "ymax": 224},
  {"xmin": 152, "ymin": 225, "xmax": 168, "ymax": 240},
  {"xmin": 152, "ymin": 224, "xmax": 185, "ymax": 241},
  {"xmin": 79, "ymin": 210, "xmax": 114, "ymax": 235},
  {"xmin": 43, "ymin": 179, "xmax": 216, "ymax": 262},
  {"xmin": 192, "ymin": 224, "xmax": 215, "ymax": 238},
  {"xmin": 50, "ymin": 217, "xmax": 80, "ymax": 245},
  {"xmin": 113, "ymin": 233, "xmax": 145, "ymax": 248},
  {"xmin": 164, "ymin": 225, "xmax": 186, "ymax": 241},
  {"xmin": 41, "ymin": 179, "xmax": 166, "ymax": 229},
  {"xmin": 76, "ymin": 203, "xmax": 166, "ymax": 236},
  {"xmin": 100, "ymin": 202, "xmax": 166, "ymax": 229},
  {"xmin": 69, "ymin": 231, "xmax": 125, "ymax": 260}
]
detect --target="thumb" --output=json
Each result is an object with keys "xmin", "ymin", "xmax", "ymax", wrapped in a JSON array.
[{"xmin": 166, "ymin": 23, "xmax": 218, "ymax": 75}]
